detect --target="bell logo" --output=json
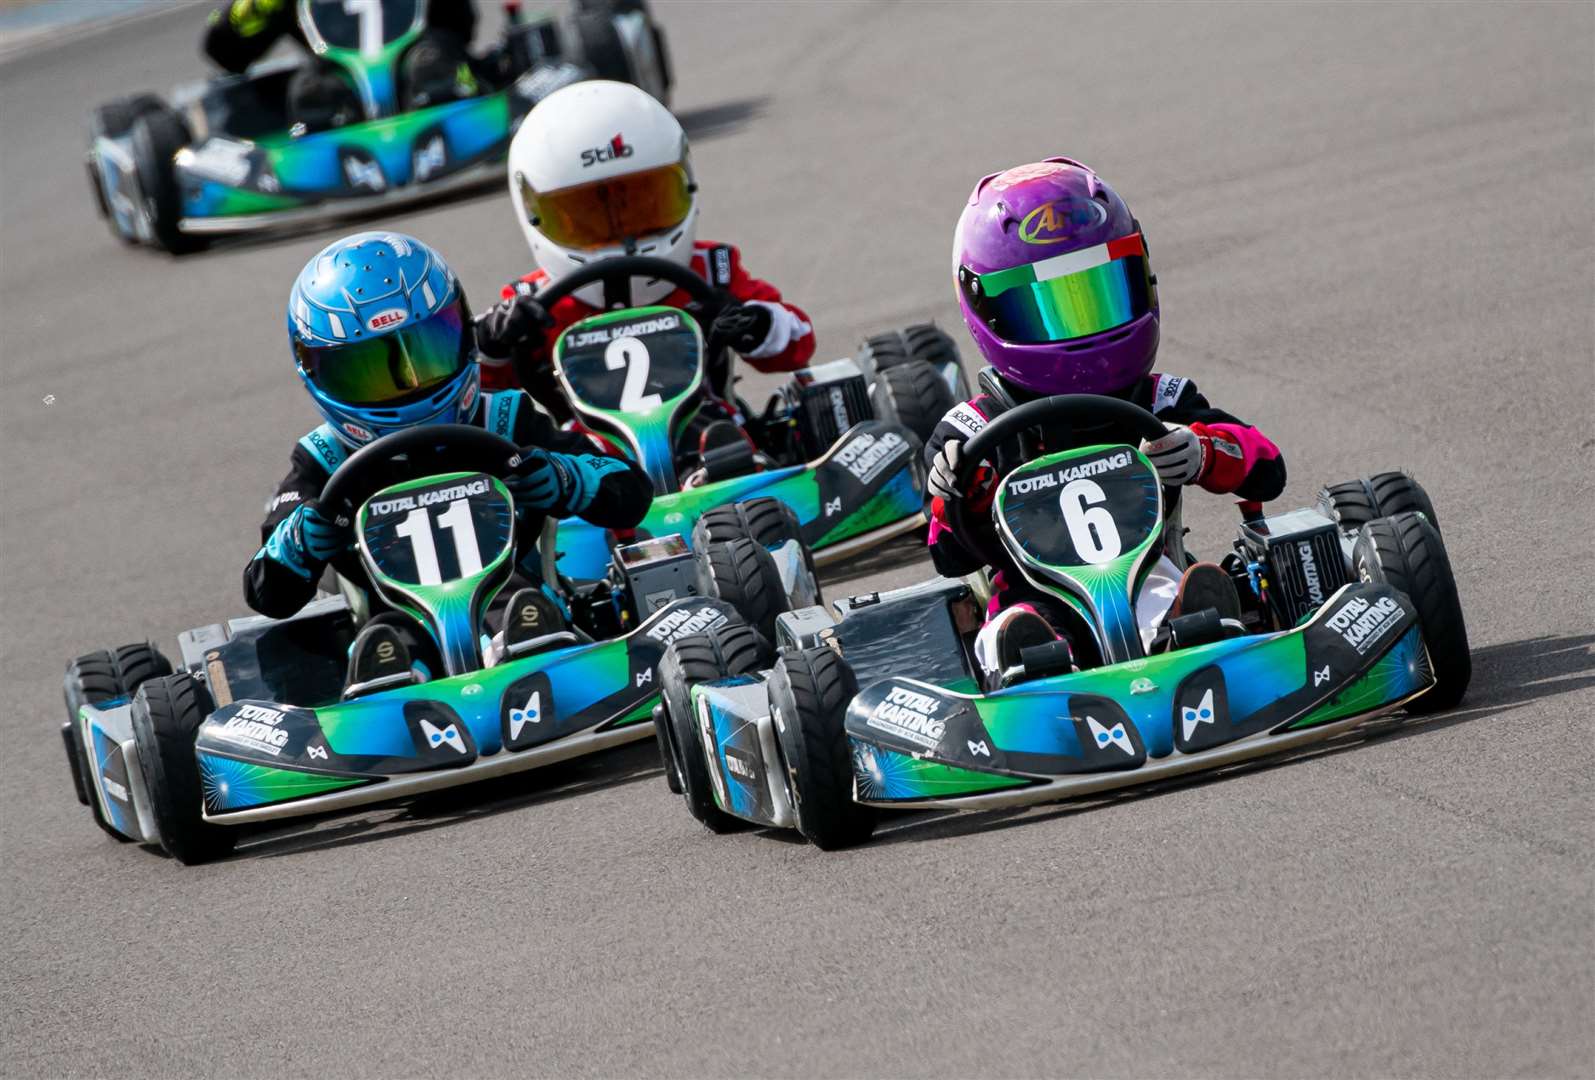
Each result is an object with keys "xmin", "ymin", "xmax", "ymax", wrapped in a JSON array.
[
  {"xmin": 580, "ymin": 133, "xmax": 634, "ymax": 168},
  {"xmin": 367, "ymin": 308, "xmax": 407, "ymax": 331},
  {"xmin": 1018, "ymin": 198, "xmax": 1108, "ymax": 245}
]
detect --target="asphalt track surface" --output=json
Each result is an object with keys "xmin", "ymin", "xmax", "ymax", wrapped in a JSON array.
[{"xmin": 2, "ymin": 2, "xmax": 1592, "ymax": 1077}]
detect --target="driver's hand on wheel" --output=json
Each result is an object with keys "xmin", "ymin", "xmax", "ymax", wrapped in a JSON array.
[
  {"xmin": 928, "ymin": 439, "xmax": 996, "ymax": 511},
  {"xmin": 505, "ymin": 447, "xmax": 566, "ymax": 511},
  {"xmin": 707, "ymin": 300, "xmax": 773, "ymax": 355},
  {"xmin": 1140, "ymin": 422, "xmax": 1210, "ymax": 486},
  {"xmin": 276, "ymin": 501, "xmax": 349, "ymax": 568},
  {"xmin": 475, "ymin": 283, "xmax": 552, "ymax": 360}
]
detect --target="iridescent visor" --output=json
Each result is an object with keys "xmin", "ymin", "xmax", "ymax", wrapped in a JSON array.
[
  {"xmin": 966, "ymin": 234, "xmax": 1152, "ymax": 344},
  {"xmin": 520, "ymin": 163, "xmax": 693, "ymax": 250},
  {"xmin": 297, "ymin": 302, "xmax": 469, "ymax": 406}
]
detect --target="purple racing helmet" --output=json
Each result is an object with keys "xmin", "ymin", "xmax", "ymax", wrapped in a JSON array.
[{"xmin": 953, "ymin": 158, "xmax": 1159, "ymax": 396}]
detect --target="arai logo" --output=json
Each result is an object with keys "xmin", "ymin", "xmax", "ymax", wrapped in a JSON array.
[
  {"xmin": 367, "ymin": 308, "xmax": 407, "ymax": 332},
  {"xmin": 1018, "ymin": 198, "xmax": 1109, "ymax": 245}
]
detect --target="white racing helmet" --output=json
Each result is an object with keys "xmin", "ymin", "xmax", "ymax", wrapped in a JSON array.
[{"xmin": 507, "ymin": 80, "xmax": 697, "ymax": 307}]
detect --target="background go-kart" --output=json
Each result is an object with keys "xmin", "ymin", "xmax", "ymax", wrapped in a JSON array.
[{"xmin": 2, "ymin": 2, "xmax": 1590, "ymax": 1076}]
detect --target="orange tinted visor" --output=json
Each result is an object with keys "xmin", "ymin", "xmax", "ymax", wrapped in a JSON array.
[{"xmin": 520, "ymin": 163, "xmax": 693, "ymax": 250}]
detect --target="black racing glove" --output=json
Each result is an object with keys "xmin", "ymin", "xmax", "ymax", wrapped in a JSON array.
[
  {"xmin": 475, "ymin": 284, "xmax": 553, "ymax": 360},
  {"xmin": 707, "ymin": 301, "xmax": 773, "ymax": 355}
]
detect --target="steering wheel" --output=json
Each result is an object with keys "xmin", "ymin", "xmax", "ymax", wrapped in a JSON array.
[
  {"xmin": 318, "ymin": 424, "xmax": 524, "ymax": 525},
  {"xmin": 949, "ymin": 395, "xmax": 1171, "ymax": 570},
  {"xmin": 532, "ymin": 254, "xmax": 720, "ymax": 312}
]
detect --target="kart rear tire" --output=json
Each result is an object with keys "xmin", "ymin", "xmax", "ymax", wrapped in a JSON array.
[
  {"xmin": 91, "ymin": 93, "xmax": 166, "ymax": 139},
  {"xmin": 693, "ymin": 497, "xmax": 816, "ymax": 579},
  {"xmin": 698, "ymin": 537, "xmax": 788, "ymax": 643},
  {"xmin": 63, "ymin": 644, "xmax": 174, "ymax": 840},
  {"xmin": 569, "ymin": 11, "xmax": 635, "ymax": 85},
  {"xmin": 1353, "ymin": 513, "xmax": 1470, "ymax": 713},
  {"xmin": 1319, "ymin": 471, "xmax": 1440, "ymax": 538},
  {"xmin": 860, "ymin": 323, "xmax": 971, "ymax": 397},
  {"xmin": 130, "ymin": 107, "xmax": 204, "ymax": 255},
  {"xmin": 131, "ymin": 673, "xmax": 238, "ymax": 864},
  {"xmin": 657, "ymin": 622, "xmax": 773, "ymax": 832},
  {"xmin": 768, "ymin": 646, "xmax": 875, "ymax": 850},
  {"xmin": 876, "ymin": 359, "xmax": 955, "ymax": 444}
]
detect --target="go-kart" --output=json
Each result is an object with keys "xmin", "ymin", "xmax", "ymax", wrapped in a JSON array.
[
  {"xmin": 537, "ymin": 256, "xmax": 969, "ymax": 585},
  {"xmin": 59, "ymin": 424, "xmax": 806, "ymax": 864},
  {"xmin": 85, "ymin": 0, "xmax": 670, "ymax": 252},
  {"xmin": 651, "ymin": 394, "xmax": 1472, "ymax": 848}
]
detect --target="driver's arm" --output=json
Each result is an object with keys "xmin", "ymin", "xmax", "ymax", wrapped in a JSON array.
[
  {"xmin": 923, "ymin": 399, "xmax": 998, "ymax": 578},
  {"xmin": 511, "ymin": 400, "xmax": 653, "ymax": 530},
  {"xmin": 242, "ymin": 445, "xmax": 339, "ymax": 619},
  {"xmin": 1150, "ymin": 376, "xmax": 1286, "ymax": 502},
  {"xmin": 203, "ymin": 0, "xmax": 299, "ymax": 74}
]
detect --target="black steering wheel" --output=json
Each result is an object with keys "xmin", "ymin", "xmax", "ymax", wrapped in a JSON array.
[
  {"xmin": 950, "ymin": 394, "xmax": 1171, "ymax": 570},
  {"xmin": 318, "ymin": 424, "xmax": 524, "ymax": 525},
  {"xmin": 532, "ymin": 255, "xmax": 720, "ymax": 312}
]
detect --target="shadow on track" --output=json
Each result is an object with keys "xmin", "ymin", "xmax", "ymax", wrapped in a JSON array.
[
  {"xmin": 676, "ymin": 97, "xmax": 767, "ymax": 142},
  {"xmin": 867, "ymin": 632, "xmax": 1595, "ymax": 847},
  {"xmin": 230, "ymin": 740, "xmax": 664, "ymax": 861}
]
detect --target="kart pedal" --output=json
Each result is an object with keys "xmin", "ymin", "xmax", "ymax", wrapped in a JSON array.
[
  {"xmin": 977, "ymin": 606, "xmax": 1060, "ymax": 691},
  {"xmin": 1152, "ymin": 609, "xmax": 1245, "ymax": 654},
  {"xmin": 343, "ymin": 622, "xmax": 417, "ymax": 700}
]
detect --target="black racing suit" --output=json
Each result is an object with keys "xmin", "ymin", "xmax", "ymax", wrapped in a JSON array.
[
  {"xmin": 925, "ymin": 370, "xmax": 1287, "ymax": 588},
  {"xmin": 244, "ymin": 389, "xmax": 651, "ymax": 620},
  {"xmin": 203, "ymin": 0, "xmax": 478, "ymax": 127}
]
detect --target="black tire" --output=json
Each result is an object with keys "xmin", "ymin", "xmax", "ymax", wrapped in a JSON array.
[
  {"xmin": 1319, "ymin": 471, "xmax": 1440, "ymax": 537},
  {"xmin": 569, "ymin": 11, "xmax": 634, "ymax": 84},
  {"xmin": 768, "ymin": 646, "xmax": 875, "ymax": 850},
  {"xmin": 693, "ymin": 496, "xmax": 815, "ymax": 581},
  {"xmin": 1353, "ymin": 513, "xmax": 1470, "ymax": 714},
  {"xmin": 63, "ymin": 644, "xmax": 173, "ymax": 840},
  {"xmin": 877, "ymin": 359, "xmax": 955, "ymax": 444},
  {"xmin": 130, "ymin": 107, "xmax": 204, "ymax": 255},
  {"xmin": 90, "ymin": 93, "xmax": 166, "ymax": 139},
  {"xmin": 698, "ymin": 537, "xmax": 788, "ymax": 643},
  {"xmin": 656, "ymin": 622, "xmax": 773, "ymax": 832},
  {"xmin": 131, "ymin": 674, "xmax": 238, "ymax": 864}
]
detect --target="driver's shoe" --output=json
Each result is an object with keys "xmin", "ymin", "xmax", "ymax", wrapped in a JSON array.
[
  {"xmin": 1169, "ymin": 562, "xmax": 1243, "ymax": 622},
  {"xmin": 344, "ymin": 622, "xmax": 417, "ymax": 699},
  {"xmin": 975, "ymin": 605, "xmax": 1060, "ymax": 692}
]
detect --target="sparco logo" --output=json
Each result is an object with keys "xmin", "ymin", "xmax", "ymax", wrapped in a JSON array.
[
  {"xmin": 1297, "ymin": 540, "xmax": 1324, "ymax": 605},
  {"xmin": 1326, "ymin": 594, "xmax": 1402, "ymax": 655},
  {"xmin": 866, "ymin": 685, "xmax": 945, "ymax": 750},
  {"xmin": 646, "ymin": 605, "xmax": 728, "ymax": 644},
  {"xmin": 581, "ymin": 134, "xmax": 633, "ymax": 168},
  {"xmin": 1006, "ymin": 451, "xmax": 1132, "ymax": 495}
]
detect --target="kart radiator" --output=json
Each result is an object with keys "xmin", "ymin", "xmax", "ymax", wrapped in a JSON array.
[
  {"xmin": 1238, "ymin": 508, "xmax": 1350, "ymax": 629},
  {"xmin": 792, "ymin": 362, "xmax": 871, "ymax": 455}
]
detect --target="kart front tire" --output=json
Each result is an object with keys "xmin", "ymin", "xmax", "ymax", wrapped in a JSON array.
[
  {"xmin": 693, "ymin": 497, "xmax": 815, "ymax": 579},
  {"xmin": 130, "ymin": 107, "xmax": 204, "ymax": 255},
  {"xmin": 569, "ymin": 10, "xmax": 634, "ymax": 85},
  {"xmin": 657, "ymin": 622, "xmax": 773, "ymax": 832},
  {"xmin": 131, "ymin": 673, "xmax": 237, "ymax": 864},
  {"xmin": 698, "ymin": 537, "xmax": 788, "ymax": 643},
  {"xmin": 861, "ymin": 324, "xmax": 971, "ymax": 399},
  {"xmin": 769, "ymin": 646, "xmax": 874, "ymax": 850},
  {"xmin": 1354, "ymin": 512, "xmax": 1470, "ymax": 713},
  {"xmin": 91, "ymin": 93, "xmax": 166, "ymax": 139},
  {"xmin": 876, "ymin": 359, "xmax": 955, "ymax": 444},
  {"xmin": 63, "ymin": 644, "xmax": 173, "ymax": 840},
  {"xmin": 1319, "ymin": 471, "xmax": 1440, "ymax": 538}
]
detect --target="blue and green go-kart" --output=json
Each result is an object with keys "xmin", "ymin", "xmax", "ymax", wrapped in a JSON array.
[
  {"xmin": 85, "ymin": 0, "xmax": 669, "ymax": 253},
  {"xmin": 58, "ymin": 424, "xmax": 809, "ymax": 865},
  {"xmin": 651, "ymin": 394, "xmax": 1472, "ymax": 848},
  {"xmin": 535, "ymin": 256, "xmax": 969, "ymax": 589}
]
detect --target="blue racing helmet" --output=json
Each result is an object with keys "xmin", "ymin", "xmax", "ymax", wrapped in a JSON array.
[{"xmin": 287, "ymin": 231, "xmax": 480, "ymax": 446}]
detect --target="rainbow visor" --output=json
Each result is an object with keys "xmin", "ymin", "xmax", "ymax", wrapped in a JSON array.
[
  {"xmin": 296, "ymin": 300, "xmax": 471, "ymax": 407},
  {"xmin": 964, "ymin": 234, "xmax": 1153, "ymax": 344}
]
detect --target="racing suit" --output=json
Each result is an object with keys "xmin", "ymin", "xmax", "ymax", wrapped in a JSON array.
[
  {"xmin": 203, "ymin": 0, "xmax": 478, "ymax": 127},
  {"xmin": 925, "ymin": 372, "xmax": 1286, "ymax": 642},
  {"xmin": 244, "ymin": 389, "xmax": 650, "ymax": 620},
  {"xmin": 479, "ymin": 242, "xmax": 817, "ymax": 424}
]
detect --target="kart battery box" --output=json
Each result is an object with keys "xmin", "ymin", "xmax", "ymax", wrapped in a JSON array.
[
  {"xmin": 791, "ymin": 359, "xmax": 871, "ymax": 456},
  {"xmin": 613, "ymin": 535, "xmax": 700, "ymax": 621},
  {"xmin": 1237, "ymin": 507, "xmax": 1349, "ymax": 629}
]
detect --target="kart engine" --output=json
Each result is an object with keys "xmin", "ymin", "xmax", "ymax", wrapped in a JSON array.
[
  {"xmin": 789, "ymin": 359, "xmax": 872, "ymax": 456},
  {"xmin": 1237, "ymin": 508, "xmax": 1351, "ymax": 629}
]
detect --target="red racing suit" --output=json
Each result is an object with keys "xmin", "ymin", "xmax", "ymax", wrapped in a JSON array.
[{"xmin": 479, "ymin": 242, "xmax": 816, "ymax": 418}]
